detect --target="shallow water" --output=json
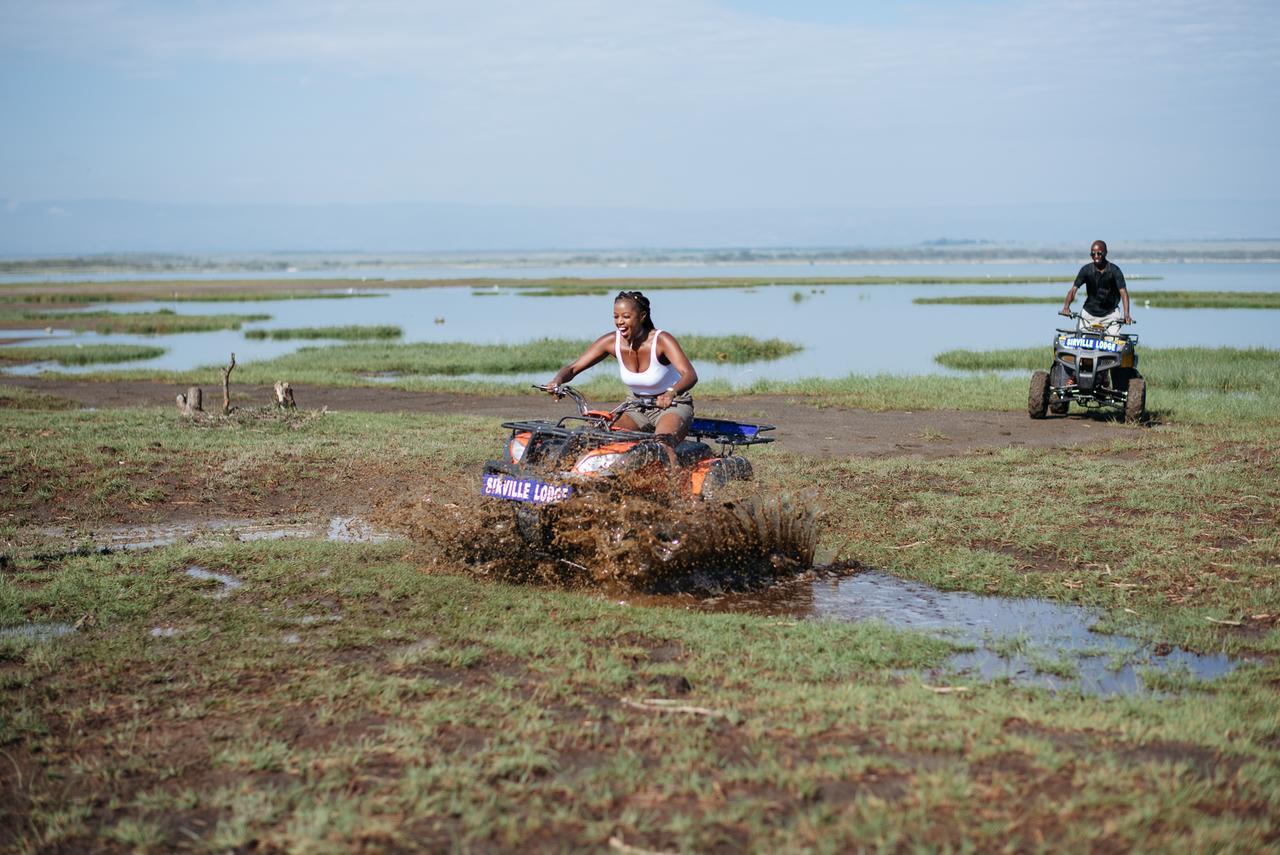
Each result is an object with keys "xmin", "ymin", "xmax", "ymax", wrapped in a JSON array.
[
  {"xmin": 4, "ymin": 261, "xmax": 1277, "ymax": 380},
  {"xmin": 39, "ymin": 515, "xmax": 395, "ymax": 552},
  {"xmin": 184, "ymin": 565, "xmax": 243, "ymax": 598},
  {"xmin": 0, "ymin": 622, "xmax": 77, "ymax": 642},
  {"xmin": 699, "ymin": 569, "xmax": 1236, "ymax": 695}
]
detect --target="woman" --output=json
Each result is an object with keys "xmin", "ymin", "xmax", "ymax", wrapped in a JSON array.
[{"xmin": 545, "ymin": 290, "xmax": 698, "ymax": 442}]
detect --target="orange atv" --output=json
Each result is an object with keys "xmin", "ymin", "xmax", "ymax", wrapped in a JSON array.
[
  {"xmin": 484, "ymin": 385, "xmax": 769, "ymax": 500},
  {"xmin": 480, "ymin": 385, "xmax": 817, "ymax": 586}
]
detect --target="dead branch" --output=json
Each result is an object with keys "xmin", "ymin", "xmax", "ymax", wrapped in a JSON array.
[
  {"xmin": 221, "ymin": 352, "xmax": 236, "ymax": 415},
  {"xmin": 620, "ymin": 697, "xmax": 731, "ymax": 719}
]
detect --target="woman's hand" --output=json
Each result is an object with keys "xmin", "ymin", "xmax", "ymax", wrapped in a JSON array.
[{"xmin": 656, "ymin": 388, "xmax": 676, "ymax": 409}]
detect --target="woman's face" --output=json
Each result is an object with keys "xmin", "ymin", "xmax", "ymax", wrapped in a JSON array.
[{"xmin": 613, "ymin": 298, "xmax": 646, "ymax": 338}]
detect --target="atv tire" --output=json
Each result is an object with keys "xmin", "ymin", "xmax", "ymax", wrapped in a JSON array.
[
  {"xmin": 1048, "ymin": 364, "xmax": 1070, "ymax": 415},
  {"xmin": 1028, "ymin": 370, "xmax": 1050, "ymax": 419},
  {"xmin": 1124, "ymin": 377, "xmax": 1146, "ymax": 424}
]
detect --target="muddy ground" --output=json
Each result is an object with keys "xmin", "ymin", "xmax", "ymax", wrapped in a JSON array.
[{"xmin": 4, "ymin": 376, "xmax": 1121, "ymax": 460}]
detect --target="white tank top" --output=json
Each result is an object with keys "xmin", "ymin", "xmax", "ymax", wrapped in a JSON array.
[{"xmin": 615, "ymin": 329, "xmax": 681, "ymax": 396}]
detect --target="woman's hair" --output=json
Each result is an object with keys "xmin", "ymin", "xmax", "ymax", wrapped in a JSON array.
[{"xmin": 614, "ymin": 290, "xmax": 654, "ymax": 328}]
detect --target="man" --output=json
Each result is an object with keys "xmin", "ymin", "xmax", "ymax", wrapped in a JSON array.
[{"xmin": 1060, "ymin": 240, "xmax": 1133, "ymax": 334}]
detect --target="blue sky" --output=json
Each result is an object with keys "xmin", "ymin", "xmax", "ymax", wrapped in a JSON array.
[{"xmin": 1, "ymin": 0, "xmax": 1277, "ymax": 250}]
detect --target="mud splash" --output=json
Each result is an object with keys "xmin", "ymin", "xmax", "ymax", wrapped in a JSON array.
[
  {"xmin": 701, "ymin": 568, "xmax": 1238, "ymax": 695},
  {"xmin": 408, "ymin": 480, "xmax": 819, "ymax": 593}
]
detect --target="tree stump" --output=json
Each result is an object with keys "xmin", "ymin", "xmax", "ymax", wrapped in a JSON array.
[
  {"xmin": 176, "ymin": 386, "xmax": 203, "ymax": 417},
  {"xmin": 273, "ymin": 381, "xmax": 296, "ymax": 410}
]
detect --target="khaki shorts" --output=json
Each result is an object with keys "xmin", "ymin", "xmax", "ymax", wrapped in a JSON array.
[{"xmin": 623, "ymin": 394, "xmax": 694, "ymax": 433}]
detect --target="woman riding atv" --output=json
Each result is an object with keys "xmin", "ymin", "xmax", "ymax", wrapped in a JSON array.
[{"xmin": 544, "ymin": 290, "xmax": 698, "ymax": 443}]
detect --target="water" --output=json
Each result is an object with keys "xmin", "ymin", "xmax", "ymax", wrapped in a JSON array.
[
  {"xmin": 704, "ymin": 570, "xmax": 1237, "ymax": 696},
  {"xmin": 0, "ymin": 622, "xmax": 77, "ymax": 642},
  {"xmin": 38, "ymin": 515, "xmax": 395, "ymax": 552},
  {"xmin": 3, "ymin": 262, "xmax": 1277, "ymax": 381},
  {"xmin": 184, "ymin": 566, "xmax": 244, "ymax": 598}
]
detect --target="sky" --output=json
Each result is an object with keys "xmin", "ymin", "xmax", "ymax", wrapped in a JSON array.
[{"xmin": 1, "ymin": 0, "xmax": 1278, "ymax": 252}]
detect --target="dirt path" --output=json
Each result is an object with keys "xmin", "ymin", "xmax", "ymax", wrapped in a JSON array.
[{"xmin": 5, "ymin": 377, "xmax": 1123, "ymax": 459}]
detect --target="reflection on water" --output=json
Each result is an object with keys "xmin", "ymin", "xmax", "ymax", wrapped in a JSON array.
[
  {"xmin": 3, "ymin": 262, "xmax": 1277, "ymax": 381},
  {"xmin": 701, "ymin": 569, "xmax": 1237, "ymax": 696}
]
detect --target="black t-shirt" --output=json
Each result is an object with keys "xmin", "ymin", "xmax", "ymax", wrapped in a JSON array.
[{"xmin": 1074, "ymin": 262, "xmax": 1127, "ymax": 315}]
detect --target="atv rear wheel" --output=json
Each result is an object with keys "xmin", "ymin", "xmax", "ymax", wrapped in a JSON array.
[
  {"xmin": 1124, "ymin": 377, "xmax": 1146, "ymax": 424},
  {"xmin": 1028, "ymin": 370, "xmax": 1050, "ymax": 419}
]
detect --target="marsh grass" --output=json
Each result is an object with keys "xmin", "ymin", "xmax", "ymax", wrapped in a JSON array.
[
  {"xmin": 51, "ymin": 335, "xmax": 799, "ymax": 389},
  {"xmin": 916, "ymin": 290, "xmax": 1280, "ymax": 309},
  {"xmin": 243, "ymin": 325, "xmax": 402, "ymax": 341},
  {"xmin": 0, "ymin": 274, "xmax": 1165, "ymax": 306},
  {"xmin": 0, "ymin": 343, "xmax": 165, "ymax": 365},
  {"xmin": 0, "ymin": 308, "xmax": 271, "ymax": 333},
  {"xmin": 935, "ymin": 345, "xmax": 1280, "ymax": 392}
]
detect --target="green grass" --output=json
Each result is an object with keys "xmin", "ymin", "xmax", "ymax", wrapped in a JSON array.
[
  {"xmin": 0, "ymin": 391, "xmax": 1277, "ymax": 849},
  {"xmin": 243, "ymin": 325, "xmax": 402, "ymax": 341},
  {"xmin": 0, "ymin": 308, "xmax": 271, "ymax": 333},
  {"xmin": 935, "ymin": 345, "xmax": 1278, "ymax": 392},
  {"xmin": 0, "ymin": 384, "xmax": 79, "ymax": 410},
  {"xmin": 42, "ymin": 335, "xmax": 800, "ymax": 388},
  {"xmin": 0, "ymin": 344, "xmax": 165, "ymax": 366},
  {"xmin": 0, "ymin": 274, "xmax": 1164, "ymax": 306},
  {"xmin": 915, "ymin": 290, "xmax": 1280, "ymax": 309}
]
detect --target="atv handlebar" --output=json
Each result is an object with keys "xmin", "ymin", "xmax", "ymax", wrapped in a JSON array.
[
  {"xmin": 1059, "ymin": 310, "xmax": 1136, "ymax": 326},
  {"xmin": 533, "ymin": 384, "xmax": 659, "ymax": 425}
]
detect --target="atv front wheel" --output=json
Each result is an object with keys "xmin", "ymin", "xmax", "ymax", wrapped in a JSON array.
[
  {"xmin": 1124, "ymin": 377, "xmax": 1146, "ymax": 424},
  {"xmin": 1028, "ymin": 370, "xmax": 1050, "ymax": 419}
]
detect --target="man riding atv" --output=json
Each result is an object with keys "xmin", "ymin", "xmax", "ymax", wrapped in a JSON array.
[{"xmin": 1060, "ymin": 239, "xmax": 1134, "ymax": 334}]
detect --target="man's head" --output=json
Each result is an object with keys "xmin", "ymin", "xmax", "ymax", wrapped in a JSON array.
[{"xmin": 1090, "ymin": 240, "xmax": 1108, "ymax": 265}]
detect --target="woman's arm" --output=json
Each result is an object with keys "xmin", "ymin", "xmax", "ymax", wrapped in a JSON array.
[
  {"xmin": 545, "ymin": 332, "xmax": 614, "ymax": 390},
  {"xmin": 655, "ymin": 332, "xmax": 698, "ymax": 408}
]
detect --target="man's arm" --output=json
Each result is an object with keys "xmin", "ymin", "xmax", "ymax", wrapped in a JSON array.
[
  {"xmin": 1061, "ymin": 266, "xmax": 1086, "ymax": 315},
  {"xmin": 1116, "ymin": 268, "xmax": 1132, "ymax": 324},
  {"xmin": 1060, "ymin": 284, "xmax": 1079, "ymax": 316}
]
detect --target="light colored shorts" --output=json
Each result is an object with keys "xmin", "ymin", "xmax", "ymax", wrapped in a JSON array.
[
  {"xmin": 1079, "ymin": 308, "xmax": 1124, "ymax": 335},
  {"xmin": 623, "ymin": 394, "xmax": 694, "ymax": 433}
]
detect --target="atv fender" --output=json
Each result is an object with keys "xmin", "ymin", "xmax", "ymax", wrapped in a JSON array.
[{"xmin": 693, "ymin": 455, "xmax": 753, "ymax": 498}]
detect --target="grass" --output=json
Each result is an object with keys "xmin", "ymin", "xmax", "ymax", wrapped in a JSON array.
[
  {"xmin": 0, "ymin": 344, "xmax": 166, "ymax": 366},
  {"xmin": 0, "ymin": 274, "xmax": 1164, "ymax": 306},
  {"xmin": 934, "ymin": 345, "xmax": 1279, "ymax": 393},
  {"xmin": 39, "ymin": 335, "xmax": 800, "ymax": 387},
  {"xmin": 243, "ymin": 325, "xmax": 402, "ymax": 341},
  {"xmin": 915, "ymin": 290, "xmax": 1280, "ymax": 309},
  {"xmin": 0, "ymin": 382, "xmax": 1278, "ymax": 849},
  {"xmin": 0, "ymin": 308, "xmax": 271, "ymax": 333}
]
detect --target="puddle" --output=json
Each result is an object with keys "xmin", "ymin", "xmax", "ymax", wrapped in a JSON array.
[
  {"xmin": 185, "ymin": 565, "xmax": 243, "ymax": 598},
  {"xmin": 37, "ymin": 515, "xmax": 396, "ymax": 552},
  {"xmin": 0, "ymin": 622, "xmax": 77, "ymax": 642},
  {"xmin": 701, "ymin": 569, "xmax": 1237, "ymax": 696}
]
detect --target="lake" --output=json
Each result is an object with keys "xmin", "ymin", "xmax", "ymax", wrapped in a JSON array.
[{"xmin": 4, "ymin": 261, "xmax": 1278, "ymax": 382}]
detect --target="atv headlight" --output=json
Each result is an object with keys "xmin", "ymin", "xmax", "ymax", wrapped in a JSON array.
[
  {"xmin": 508, "ymin": 435, "xmax": 528, "ymax": 462},
  {"xmin": 574, "ymin": 451, "xmax": 624, "ymax": 474}
]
